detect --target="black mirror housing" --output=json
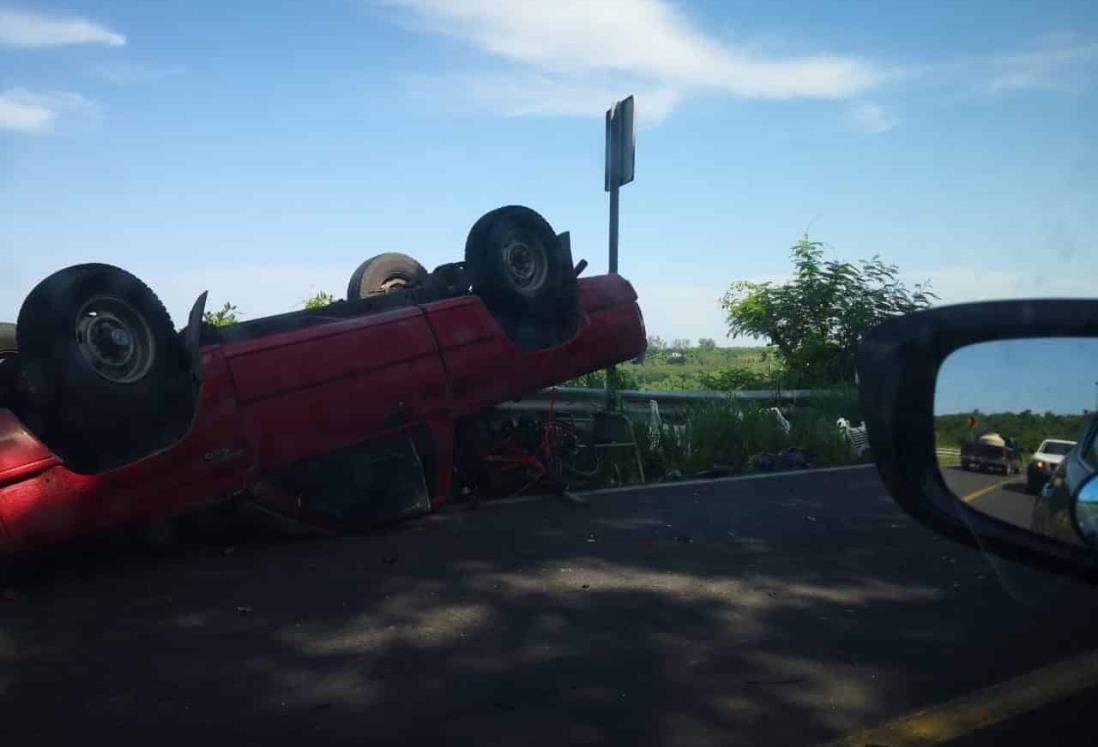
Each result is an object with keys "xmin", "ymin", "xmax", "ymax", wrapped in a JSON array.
[{"xmin": 856, "ymin": 299, "xmax": 1098, "ymax": 580}]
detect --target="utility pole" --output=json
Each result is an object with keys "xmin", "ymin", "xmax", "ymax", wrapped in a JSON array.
[{"xmin": 604, "ymin": 96, "xmax": 635, "ymax": 411}]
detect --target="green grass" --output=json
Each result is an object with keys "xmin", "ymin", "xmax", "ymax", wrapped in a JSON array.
[
  {"xmin": 630, "ymin": 389, "xmax": 866, "ymax": 480},
  {"xmin": 566, "ymin": 346, "xmax": 785, "ymax": 392},
  {"xmin": 631, "ymin": 348, "xmax": 774, "ymax": 391}
]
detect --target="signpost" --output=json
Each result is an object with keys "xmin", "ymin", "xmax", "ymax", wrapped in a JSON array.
[
  {"xmin": 604, "ymin": 96, "xmax": 635, "ymax": 410},
  {"xmin": 605, "ymin": 95, "xmax": 635, "ymax": 273}
]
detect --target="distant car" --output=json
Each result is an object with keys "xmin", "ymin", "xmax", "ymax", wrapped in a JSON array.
[
  {"xmin": 1030, "ymin": 428, "xmax": 1094, "ymax": 546},
  {"xmin": 1026, "ymin": 439, "xmax": 1077, "ymax": 494},
  {"xmin": 959, "ymin": 432, "xmax": 1022, "ymax": 475}
]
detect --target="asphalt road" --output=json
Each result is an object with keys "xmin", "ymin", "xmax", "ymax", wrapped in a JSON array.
[
  {"xmin": 939, "ymin": 465, "xmax": 1037, "ymax": 530},
  {"xmin": 3, "ymin": 466, "xmax": 1098, "ymax": 746}
]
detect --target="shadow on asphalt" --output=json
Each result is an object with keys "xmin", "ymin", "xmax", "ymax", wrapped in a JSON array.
[{"xmin": 4, "ymin": 472, "xmax": 1098, "ymax": 745}]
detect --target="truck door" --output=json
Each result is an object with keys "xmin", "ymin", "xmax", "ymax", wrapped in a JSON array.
[{"xmin": 222, "ymin": 306, "xmax": 450, "ymax": 480}]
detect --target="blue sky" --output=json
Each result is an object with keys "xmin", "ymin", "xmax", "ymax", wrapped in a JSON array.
[
  {"xmin": 1, "ymin": 1, "xmax": 1096, "ymax": 342},
  {"xmin": 935, "ymin": 338, "xmax": 1098, "ymax": 415}
]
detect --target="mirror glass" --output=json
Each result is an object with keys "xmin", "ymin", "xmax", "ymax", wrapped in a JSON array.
[
  {"xmin": 1075, "ymin": 477, "xmax": 1098, "ymax": 546},
  {"xmin": 935, "ymin": 338, "xmax": 1098, "ymax": 545}
]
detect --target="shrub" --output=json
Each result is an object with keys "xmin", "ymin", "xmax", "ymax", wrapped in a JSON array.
[
  {"xmin": 631, "ymin": 390, "xmax": 864, "ymax": 479},
  {"xmin": 203, "ymin": 302, "xmax": 241, "ymax": 327},
  {"xmin": 304, "ymin": 291, "xmax": 336, "ymax": 309},
  {"xmin": 698, "ymin": 366, "xmax": 766, "ymax": 391}
]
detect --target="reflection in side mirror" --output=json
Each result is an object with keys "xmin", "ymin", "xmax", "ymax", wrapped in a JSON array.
[
  {"xmin": 1074, "ymin": 477, "xmax": 1098, "ymax": 547},
  {"xmin": 934, "ymin": 337, "xmax": 1097, "ymax": 546}
]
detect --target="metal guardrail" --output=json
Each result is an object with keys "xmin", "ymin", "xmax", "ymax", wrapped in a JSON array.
[
  {"xmin": 936, "ymin": 448, "xmax": 961, "ymax": 457},
  {"xmin": 497, "ymin": 386, "xmax": 823, "ymax": 416}
]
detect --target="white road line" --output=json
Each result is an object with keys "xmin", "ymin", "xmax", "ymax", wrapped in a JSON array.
[{"xmin": 481, "ymin": 463, "xmax": 877, "ymax": 508}]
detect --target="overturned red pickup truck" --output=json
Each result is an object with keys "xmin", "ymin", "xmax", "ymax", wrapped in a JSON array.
[{"xmin": 0, "ymin": 206, "xmax": 645, "ymax": 552}]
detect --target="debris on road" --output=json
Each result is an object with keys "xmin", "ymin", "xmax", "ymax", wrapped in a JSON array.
[
  {"xmin": 752, "ymin": 447, "xmax": 815, "ymax": 472},
  {"xmin": 692, "ymin": 467, "xmax": 732, "ymax": 479},
  {"xmin": 558, "ymin": 491, "xmax": 589, "ymax": 506}
]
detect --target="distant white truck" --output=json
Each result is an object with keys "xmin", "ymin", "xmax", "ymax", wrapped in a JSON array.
[{"xmin": 1026, "ymin": 439, "xmax": 1076, "ymax": 494}]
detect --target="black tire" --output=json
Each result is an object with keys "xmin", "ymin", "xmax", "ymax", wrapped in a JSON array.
[
  {"xmin": 346, "ymin": 253, "xmax": 428, "ymax": 300},
  {"xmin": 465, "ymin": 205, "xmax": 566, "ymax": 315},
  {"xmin": 16, "ymin": 264, "xmax": 195, "ymax": 473},
  {"xmin": 0, "ymin": 322, "xmax": 15, "ymax": 358}
]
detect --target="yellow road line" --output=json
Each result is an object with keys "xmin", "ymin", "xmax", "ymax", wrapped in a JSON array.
[
  {"xmin": 961, "ymin": 478, "xmax": 1014, "ymax": 504},
  {"xmin": 822, "ymin": 648, "xmax": 1098, "ymax": 746}
]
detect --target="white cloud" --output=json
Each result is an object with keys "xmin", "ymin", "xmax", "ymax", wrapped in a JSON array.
[
  {"xmin": 0, "ymin": 262, "xmax": 352, "ymax": 330},
  {"xmin": 907, "ymin": 266, "xmax": 1020, "ymax": 306},
  {"xmin": 405, "ymin": 71, "xmax": 681, "ymax": 125},
  {"xmin": 616, "ymin": 259, "xmax": 1098, "ymax": 342},
  {"xmin": 0, "ymin": 91, "xmax": 52, "ymax": 132},
  {"xmin": 0, "ymin": 7, "xmax": 125, "ymax": 48},
  {"xmin": 908, "ymin": 265, "xmax": 1095, "ymax": 306},
  {"xmin": 848, "ymin": 101, "xmax": 897, "ymax": 134},
  {"xmin": 0, "ymin": 260, "xmax": 1087, "ymax": 352},
  {"xmin": 90, "ymin": 62, "xmax": 186, "ymax": 85},
  {"xmin": 915, "ymin": 34, "xmax": 1098, "ymax": 96},
  {"xmin": 149, "ymin": 265, "xmax": 352, "ymax": 328},
  {"xmin": 0, "ymin": 88, "xmax": 99, "ymax": 133},
  {"xmin": 630, "ymin": 281, "xmax": 730, "ymax": 342},
  {"xmin": 987, "ymin": 40, "xmax": 1098, "ymax": 94},
  {"xmin": 384, "ymin": 0, "xmax": 882, "ymax": 122}
]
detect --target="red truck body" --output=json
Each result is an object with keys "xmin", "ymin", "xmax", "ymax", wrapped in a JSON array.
[{"xmin": 0, "ymin": 274, "xmax": 645, "ymax": 552}]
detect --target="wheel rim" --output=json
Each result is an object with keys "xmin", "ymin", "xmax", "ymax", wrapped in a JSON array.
[
  {"xmin": 378, "ymin": 275, "xmax": 413, "ymax": 293},
  {"xmin": 501, "ymin": 238, "xmax": 548, "ymax": 294},
  {"xmin": 75, "ymin": 296, "xmax": 156, "ymax": 384}
]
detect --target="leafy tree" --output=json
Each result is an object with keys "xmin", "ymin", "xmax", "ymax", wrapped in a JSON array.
[
  {"xmin": 670, "ymin": 338, "xmax": 691, "ymax": 352},
  {"xmin": 646, "ymin": 336, "xmax": 667, "ymax": 351},
  {"xmin": 698, "ymin": 366, "xmax": 766, "ymax": 391},
  {"xmin": 721, "ymin": 237, "xmax": 936, "ymax": 386},
  {"xmin": 697, "ymin": 338, "xmax": 717, "ymax": 351},
  {"xmin": 203, "ymin": 302, "xmax": 241, "ymax": 327},
  {"xmin": 304, "ymin": 291, "xmax": 336, "ymax": 309},
  {"xmin": 935, "ymin": 411, "xmax": 1089, "ymax": 454}
]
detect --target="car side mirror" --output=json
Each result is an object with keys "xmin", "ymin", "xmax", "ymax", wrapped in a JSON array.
[{"xmin": 856, "ymin": 299, "xmax": 1098, "ymax": 580}]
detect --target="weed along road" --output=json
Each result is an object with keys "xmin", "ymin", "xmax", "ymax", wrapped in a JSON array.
[{"xmin": 4, "ymin": 466, "xmax": 1098, "ymax": 746}]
